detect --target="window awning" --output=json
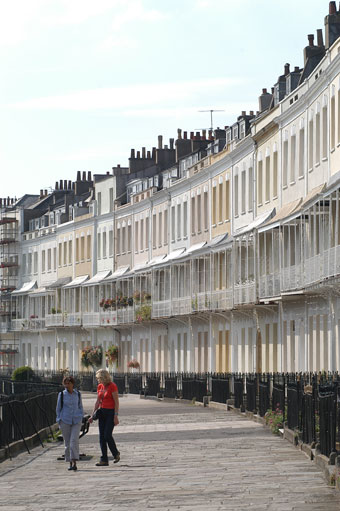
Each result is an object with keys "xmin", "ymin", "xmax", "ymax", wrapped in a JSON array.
[
  {"xmin": 208, "ymin": 233, "xmax": 228, "ymax": 247},
  {"xmin": 258, "ymin": 199, "xmax": 302, "ymax": 232},
  {"xmin": 236, "ymin": 209, "xmax": 275, "ymax": 236},
  {"xmin": 132, "ymin": 261, "xmax": 150, "ymax": 273},
  {"xmin": 162, "ymin": 248, "xmax": 186, "ymax": 263},
  {"xmin": 46, "ymin": 277, "xmax": 72, "ymax": 289},
  {"xmin": 300, "ymin": 183, "xmax": 326, "ymax": 210},
  {"xmin": 104, "ymin": 266, "xmax": 130, "ymax": 281},
  {"xmin": 63, "ymin": 275, "xmax": 89, "ymax": 288},
  {"xmin": 148, "ymin": 254, "xmax": 167, "ymax": 267},
  {"xmin": 30, "ymin": 287, "xmax": 52, "ymax": 296},
  {"xmin": 83, "ymin": 270, "xmax": 111, "ymax": 286},
  {"xmin": 12, "ymin": 281, "xmax": 37, "ymax": 295},
  {"xmin": 185, "ymin": 241, "xmax": 207, "ymax": 254}
]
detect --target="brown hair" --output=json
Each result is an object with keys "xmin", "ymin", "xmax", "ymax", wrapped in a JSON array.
[{"xmin": 63, "ymin": 376, "xmax": 75, "ymax": 385}]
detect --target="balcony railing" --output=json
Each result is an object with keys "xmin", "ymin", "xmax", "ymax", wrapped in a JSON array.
[
  {"xmin": 100, "ymin": 310, "xmax": 117, "ymax": 326},
  {"xmin": 64, "ymin": 312, "xmax": 82, "ymax": 327},
  {"xmin": 211, "ymin": 289, "xmax": 233, "ymax": 310},
  {"xmin": 191, "ymin": 292, "xmax": 211, "ymax": 312},
  {"xmin": 11, "ymin": 319, "xmax": 30, "ymax": 331},
  {"xmin": 305, "ymin": 254, "xmax": 322, "ymax": 286},
  {"xmin": 46, "ymin": 313, "xmax": 63, "ymax": 327},
  {"xmin": 171, "ymin": 297, "xmax": 191, "ymax": 316},
  {"xmin": 152, "ymin": 300, "xmax": 171, "ymax": 318},
  {"xmin": 29, "ymin": 318, "xmax": 45, "ymax": 330},
  {"xmin": 234, "ymin": 281, "xmax": 256, "ymax": 305},
  {"xmin": 117, "ymin": 307, "xmax": 134, "ymax": 324},
  {"xmin": 83, "ymin": 312, "xmax": 100, "ymax": 327}
]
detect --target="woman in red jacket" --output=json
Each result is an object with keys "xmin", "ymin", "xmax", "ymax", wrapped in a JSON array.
[{"xmin": 89, "ymin": 369, "xmax": 120, "ymax": 466}]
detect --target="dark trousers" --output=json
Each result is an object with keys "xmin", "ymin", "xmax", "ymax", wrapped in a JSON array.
[{"xmin": 98, "ymin": 409, "xmax": 119, "ymax": 461}]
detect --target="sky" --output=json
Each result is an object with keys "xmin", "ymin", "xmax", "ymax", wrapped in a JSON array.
[{"xmin": 0, "ymin": 0, "xmax": 330, "ymax": 198}]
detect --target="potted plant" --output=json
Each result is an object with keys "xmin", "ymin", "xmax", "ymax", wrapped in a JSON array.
[
  {"xmin": 127, "ymin": 359, "xmax": 140, "ymax": 370},
  {"xmin": 135, "ymin": 304, "xmax": 151, "ymax": 322},
  {"xmin": 105, "ymin": 344, "xmax": 119, "ymax": 366},
  {"xmin": 81, "ymin": 345, "xmax": 103, "ymax": 369}
]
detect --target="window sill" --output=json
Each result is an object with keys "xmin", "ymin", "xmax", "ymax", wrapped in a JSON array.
[
  {"xmin": 265, "ymin": 200, "xmax": 270, "ymax": 204},
  {"xmin": 218, "ymin": 221, "xmax": 223, "ymax": 225},
  {"xmin": 271, "ymin": 197, "xmax": 277, "ymax": 202},
  {"xmin": 289, "ymin": 181, "xmax": 296, "ymax": 186},
  {"xmin": 298, "ymin": 175, "xmax": 304, "ymax": 181},
  {"xmin": 322, "ymin": 157, "xmax": 328, "ymax": 162},
  {"xmin": 308, "ymin": 167, "xmax": 313, "ymax": 173},
  {"xmin": 212, "ymin": 224, "xmax": 217, "ymax": 228},
  {"xmin": 315, "ymin": 162, "xmax": 320, "ymax": 168},
  {"xmin": 282, "ymin": 186, "xmax": 287, "ymax": 190},
  {"xmin": 331, "ymin": 147, "xmax": 335, "ymax": 153}
]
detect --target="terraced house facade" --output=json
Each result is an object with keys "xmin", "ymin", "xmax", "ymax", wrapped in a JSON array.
[{"xmin": 2, "ymin": 3, "xmax": 340, "ymax": 374}]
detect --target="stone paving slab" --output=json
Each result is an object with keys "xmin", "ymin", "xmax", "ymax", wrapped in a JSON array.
[{"xmin": 0, "ymin": 393, "xmax": 339, "ymax": 510}]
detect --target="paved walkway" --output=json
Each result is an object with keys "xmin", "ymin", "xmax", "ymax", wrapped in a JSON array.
[{"xmin": 0, "ymin": 393, "xmax": 339, "ymax": 511}]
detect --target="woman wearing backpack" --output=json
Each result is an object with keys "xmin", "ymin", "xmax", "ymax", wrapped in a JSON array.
[{"xmin": 56, "ymin": 376, "xmax": 84, "ymax": 471}]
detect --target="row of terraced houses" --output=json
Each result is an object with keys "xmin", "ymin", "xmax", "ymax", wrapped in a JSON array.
[{"xmin": 2, "ymin": 3, "xmax": 340, "ymax": 374}]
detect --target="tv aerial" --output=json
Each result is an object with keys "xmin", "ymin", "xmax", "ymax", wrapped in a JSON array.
[{"xmin": 198, "ymin": 109, "xmax": 225, "ymax": 131}]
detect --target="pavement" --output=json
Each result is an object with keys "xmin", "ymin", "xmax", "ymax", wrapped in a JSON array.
[{"xmin": 0, "ymin": 393, "xmax": 339, "ymax": 511}]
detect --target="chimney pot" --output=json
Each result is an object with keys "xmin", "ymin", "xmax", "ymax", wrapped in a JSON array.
[
  {"xmin": 55, "ymin": 182, "xmax": 59, "ymax": 190},
  {"xmin": 294, "ymin": 66, "xmax": 300, "ymax": 72},
  {"xmin": 183, "ymin": 131, "xmax": 187, "ymax": 139},
  {"xmin": 284, "ymin": 63, "xmax": 290, "ymax": 75},
  {"xmin": 317, "ymin": 28, "xmax": 324, "ymax": 47},
  {"xmin": 131, "ymin": 149, "xmax": 135, "ymax": 158},
  {"xmin": 44, "ymin": 189, "xmax": 48, "ymax": 196},
  {"xmin": 190, "ymin": 131, "xmax": 194, "ymax": 139},
  {"xmin": 137, "ymin": 151, "xmax": 140, "ymax": 159},
  {"xmin": 147, "ymin": 151, "xmax": 151, "ymax": 158},
  {"xmin": 87, "ymin": 171, "xmax": 92, "ymax": 181},
  {"xmin": 308, "ymin": 34, "xmax": 314, "ymax": 46},
  {"xmin": 241, "ymin": 110, "xmax": 246, "ymax": 116},
  {"xmin": 106, "ymin": 171, "xmax": 109, "ymax": 175},
  {"xmin": 40, "ymin": 189, "xmax": 43, "ymax": 197},
  {"xmin": 170, "ymin": 138, "xmax": 174, "ymax": 149},
  {"xmin": 158, "ymin": 135, "xmax": 163, "ymax": 149},
  {"xmin": 82, "ymin": 171, "xmax": 86, "ymax": 180},
  {"xmin": 164, "ymin": 144, "xmax": 168, "ymax": 149},
  {"xmin": 250, "ymin": 110, "xmax": 254, "ymax": 116},
  {"xmin": 59, "ymin": 180, "xmax": 63, "ymax": 190},
  {"xmin": 330, "ymin": 1, "xmax": 337, "ymax": 15},
  {"xmin": 142, "ymin": 147, "xmax": 146, "ymax": 158},
  {"xmin": 64, "ymin": 180, "xmax": 67, "ymax": 189},
  {"xmin": 262, "ymin": 88, "xmax": 267, "ymax": 94},
  {"xmin": 72, "ymin": 182, "xmax": 75, "ymax": 191},
  {"xmin": 271, "ymin": 87, "xmax": 275, "ymax": 94},
  {"xmin": 68, "ymin": 181, "xmax": 71, "ymax": 189},
  {"xmin": 77, "ymin": 171, "xmax": 81, "ymax": 181},
  {"xmin": 177, "ymin": 128, "xmax": 182, "ymax": 139}
]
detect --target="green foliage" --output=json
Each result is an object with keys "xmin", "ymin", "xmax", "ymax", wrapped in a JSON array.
[
  {"xmin": 135, "ymin": 304, "xmax": 151, "ymax": 322},
  {"xmin": 81, "ymin": 346, "xmax": 103, "ymax": 368},
  {"xmin": 12, "ymin": 366, "xmax": 35, "ymax": 381}
]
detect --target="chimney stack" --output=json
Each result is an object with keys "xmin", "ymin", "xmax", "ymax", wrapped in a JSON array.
[
  {"xmin": 131, "ymin": 149, "xmax": 135, "ymax": 158},
  {"xmin": 317, "ymin": 28, "xmax": 324, "ymax": 46},
  {"xmin": 308, "ymin": 34, "xmax": 314, "ymax": 46},
  {"xmin": 170, "ymin": 138, "xmax": 174, "ymax": 149},
  {"xmin": 82, "ymin": 171, "xmax": 86, "ymax": 180},
  {"xmin": 77, "ymin": 171, "xmax": 81, "ymax": 181},
  {"xmin": 330, "ymin": 1, "xmax": 337, "ymax": 14},
  {"xmin": 136, "ymin": 151, "xmax": 140, "ymax": 159},
  {"xmin": 142, "ymin": 147, "xmax": 146, "ymax": 158},
  {"xmin": 59, "ymin": 179, "xmax": 63, "ymax": 190},
  {"xmin": 68, "ymin": 180, "xmax": 72, "ymax": 189},
  {"xmin": 64, "ymin": 180, "xmax": 67, "ymax": 189},
  {"xmin": 177, "ymin": 128, "xmax": 182, "ymax": 139},
  {"xmin": 183, "ymin": 131, "xmax": 187, "ymax": 139},
  {"xmin": 284, "ymin": 63, "xmax": 290, "ymax": 75},
  {"xmin": 87, "ymin": 171, "xmax": 91, "ymax": 181},
  {"xmin": 147, "ymin": 150, "xmax": 151, "ymax": 158},
  {"xmin": 158, "ymin": 135, "xmax": 163, "ymax": 149},
  {"xmin": 55, "ymin": 181, "xmax": 59, "ymax": 190}
]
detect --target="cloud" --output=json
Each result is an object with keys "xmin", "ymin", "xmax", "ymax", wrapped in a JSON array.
[{"xmin": 8, "ymin": 77, "xmax": 242, "ymax": 111}]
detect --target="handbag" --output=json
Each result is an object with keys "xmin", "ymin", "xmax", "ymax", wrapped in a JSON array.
[{"xmin": 92, "ymin": 407, "xmax": 103, "ymax": 421}]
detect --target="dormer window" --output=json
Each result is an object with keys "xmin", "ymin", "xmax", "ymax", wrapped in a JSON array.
[
  {"xmin": 233, "ymin": 125, "xmax": 239, "ymax": 140},
  {"xmin": 239, "ymin": 121, "xmax": 246, "ymax": 139}
]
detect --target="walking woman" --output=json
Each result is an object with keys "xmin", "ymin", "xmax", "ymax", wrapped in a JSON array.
[
  {"xmin": 89, "ymin": 369, "xmax": 120, "ymax": 466},
  {"xmin": 56, "ymin": 376, "xmax": 84, "ymax": 471}
]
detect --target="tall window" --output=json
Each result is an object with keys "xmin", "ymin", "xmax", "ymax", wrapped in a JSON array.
[
  {"xmin": 299, "ymin": 129, "xmax": 305, "ymax": 178},
  {"xmin": 241, "ymin": 170, "xmax": 246, "ymax": 213},
  {"xmin": 290, "ymin": 135, "xmax": 296, "ymax": 183},
  {"xmin": 58, "ymin": 242, "xmax": 62, "ymax": 266},
  {"xmin": 145, "ymin": 217, "xmax": 149, "ymax": 249},
  {"xmin": 191, "ymin": 197, "xmax": 195, "ymax": 234},
  {"xmin": 54, "ymin": 247, "xmax": 57, "ymax": 270},
  {"xmin": 109, "ymin": 188, "xmax": 113, "ymax": 212},
  {"xmin": 234, "ymin": 175, "xmax": 239, "ymax": 216},
  {"xmin": 76, "ymin": 238, "xmax": 80, "ymax": 262},
  {"xmin": 212, "ymin": 186, "xmax": 217, "ymax": 225},
  {"xmin": 86, "ymin": 235, "xmax": 91, "ymax": 260},
  {"xmin": 127, "ymin": 225, "xmax": 132, "ymax": 252},
  {"xmin": 257, "ymin": 161, "xmax": 263, "ymax": 204},
  {"xmin": 315, "ymin": 112, "xmax": 320, "ymax": 163},
  {"xmin": 68, "ymin": 240, "xmax": 72, "ymax": 264},
  {"xmin": 47, "ymin": 248, "xmax": 51, "ymax": 271},
  {"xmin": 121, "ymin": 226, "xmax": 126, "ymax": 254},
  {"xmin": 203, "ymin": 192, "xmax": 208, "ymax": 230},
  {"xmin": 42, "ymin": 250, "xmax": 46, "ymax": 273},
  {"xmin": 34, "ymin": 252, "xmax": 38, "ymax": 273},
  {"xmin": 331, "ymin": 95, "xmax": 336, "ymax": 150},
  {"xmin": 177, "ymin": 204, "xmax": 181, "ymax": 239},
  {"xmin": 158, "ymin": 212, "xmax": 162, "ymax": 246},
  {"xmin": 140, "ymin": 219, "xmax": 144, "ymax": 251},
  {"xmin": 97, "ymin": 233, "xmax": 101, "ymax": 259},
  {"xmin": 109, "ymin": 230, "xmax": 113, "ymax": 257},
  {"xmin": 153, "ymin": 214, "xmax": 157, "ymax": 249},
  {"xmin": 171, "ymin": 206, "xmax": 176, "ymax": 241},
  {"xmin": 272, "ymin": 154, "xmax": 278, "ymax": 198},
  {"xmin": 164, "ymin": 209, "xmax": 168, "ymax": 245},
  {"xmin": 226, "ymin": 180, "xmax": 231, "ymax": 219},
  {"xmin": 197, "ymin": 194, "xmax": 202, "ymax": 232},
  {"xmin": 183, "ymin": 201, "xmax": 188, "ymax": 237},
  {"xmin": 322, "ymin": 105, "xmax": 328, "ymax": 160},
  {"xmin": 218, "ymin": 182, "xmax": 223, "ymax": 221},
  {"xmin": 308, "ymin": 117, "xmax": 314, "ymax": 169},
  {"xmin": 81, "ymin": 236, "xmax": 85, "ymax": 261},
  {"xmin": 134, "ymin": 221, "xmax": 139, "ymax": 252},
  {"xmin": 63, "ymin": 241, "xmax": 67, "ymax": 265},
  {"xmin": 116, "ymin": 228, "xmax": 121, "ymax": 254},
  {"xmin": 97, "ymin": 192, "xmax": 102, "ymax": 216}
]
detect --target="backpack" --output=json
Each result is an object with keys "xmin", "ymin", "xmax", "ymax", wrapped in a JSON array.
[{"xmin": 59, "ymin": 390, "xmax": 82, "ymax": 410}]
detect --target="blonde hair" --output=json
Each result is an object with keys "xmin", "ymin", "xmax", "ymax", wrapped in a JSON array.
[{"xmin": 96, "ymin": 369, "xmax": 111, "ymax": 385}]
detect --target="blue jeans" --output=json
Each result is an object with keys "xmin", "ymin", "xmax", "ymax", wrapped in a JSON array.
[{"xmin": 98, "ymin": 409, "xmax": 119, "ymax": 461}]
